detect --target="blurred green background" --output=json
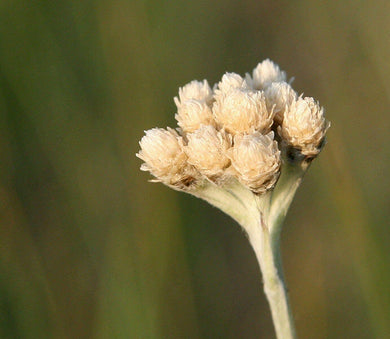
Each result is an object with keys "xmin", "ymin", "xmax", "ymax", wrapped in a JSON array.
[{"xmin": 1, "ymin": 1, "xmax": 389, "ymax": 338}]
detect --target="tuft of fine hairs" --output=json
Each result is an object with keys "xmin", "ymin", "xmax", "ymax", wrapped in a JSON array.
[{"xmin": 137, "ymin": 59, "xmax": 329, "ymax": 193}]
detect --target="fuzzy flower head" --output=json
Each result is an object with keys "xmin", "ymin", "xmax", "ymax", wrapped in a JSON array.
[
  {"xmin": 137, "ymin": 59, "xmax": 329, "ymax": 195},
  {"xmin": 174, "ymin": 80, "xmax": 214, "ymax": 107},
  {"xmin": 246, "ymin": 59, "xmax": 286, "ymax": 90},
  {"xmin": 137, "ymin": 128, "xmax": 198, "ymax": 188},
  {"xmin": 279, "ymin": 97, "xmax": 330, "ymax": 156},
  {"xmin": 213, "ymin": 88, "xmax": 274, "ymax": 135},
  {"xmin": 175, "ymin": 99, "xmax": 215, "ymax": 133},
  {"xmin": 214, "ymin": 72, "xmax": 248, "ymax": 97},
  {"xmin": 185, "ymin": 125, "xmax": 232, "ymax": 179},
  {"xmin": 265, "ymin": 82, "xmax": 297, "ymax": 125},
  {"xmin": 228, "ymin": 132, "xmax": 281, "ymax": 194}
]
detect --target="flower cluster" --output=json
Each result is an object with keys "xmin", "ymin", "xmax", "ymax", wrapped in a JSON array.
[{"xmin": 137, "ymin": 59, "xmax": 329, "ymax": 193}]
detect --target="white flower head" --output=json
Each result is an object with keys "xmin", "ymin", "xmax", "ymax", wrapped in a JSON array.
[
  {"xmin": 137, "ymin": 59, "xmax": 329, "ymax": 194},
  {"xmin": 246, "ymin": 59, "xmax": 286, "ymax": 90},
  {"xmin": 228, "ymin": 132, "xmax": 281, "ymax": 194},
  {"xmin": 213, "ymin": 88, "xmax": 274, "ymax": 134},
  {"xmin": 137, "ymin": 127, "xmax": 199, "ymax": 188},
  {"xmin": 175, "ymin": 99, "xmax": 215, "ymax": 133},
  {"xmin": 265, "ymin": 82, "xmax": 297, "ymax": 125},
  {"xmin": 279, "ymin": 97, "xmax": 330, "ymax": 156},
  {"xmin": 214, "ymin": 72, "xmax": 248, "ymax": 95},
  {"xmin": 174, "ymin": 80, "xmax": 214, "ymax": 108},
  {"xmin": 185, "ymin": 125, "xmax": 232, "ymax": 180}
]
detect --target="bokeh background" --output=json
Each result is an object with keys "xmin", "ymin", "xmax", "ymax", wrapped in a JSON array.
[{"xmin": 1, "ymin": 1, "xmax": 389, "ymax": 338}]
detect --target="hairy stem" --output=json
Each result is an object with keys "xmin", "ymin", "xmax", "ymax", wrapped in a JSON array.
[
  {"xmin": 246, "ymin": 215, "xmax": 297, "ymax": 339},
  {"xmin": 246, "ymin": 157, "xmax": 307, "ymax": 339},
  {"xmin": 190, "ymin": 155, "xmax": 308, "ymax": 339}
]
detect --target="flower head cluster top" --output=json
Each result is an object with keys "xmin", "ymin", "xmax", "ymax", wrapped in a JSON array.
[{"xmin": 137, "ymin": 59, "xmax": 330, "ymax": 194}]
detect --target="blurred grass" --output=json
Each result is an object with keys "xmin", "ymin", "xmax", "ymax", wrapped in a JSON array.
[{"xmin": 1, "ymin": 0, "xmax": 389, "ymax": 338}]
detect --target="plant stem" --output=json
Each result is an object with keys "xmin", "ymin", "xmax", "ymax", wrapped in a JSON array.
[
  {"xmin": 191, "ymin": 155, "xmax": 308, "ymax": 339},
  {"xmin": 246, "ymin": 216, "xmax": 297, "ymax": 339},
  {"xmin": 246, "ymin": 158, "xmax": 307, "ymax": 339}
]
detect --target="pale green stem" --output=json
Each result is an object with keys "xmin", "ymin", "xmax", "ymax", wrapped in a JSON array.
[
  {"xmin": 268, "ymin": 158, "xmax": 309, "ymax": 233},
  {"xmin": 192, "ymin": 179, "xmax": 258, "ymax": 227},
  {"xmin": 190, "ymin": 158, "xmax": 308, "ymax": 339},
  {"xmin": 246, "ymin": 217, "xmax": 296, "ymax": 339},
  {"xmin": 248, "ymin": 160, "xmax": 307, "ymax": 339}
]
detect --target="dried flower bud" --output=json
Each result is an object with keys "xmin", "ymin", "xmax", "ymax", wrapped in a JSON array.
[
  {"xmin": 228, "ymin": 132, "xmax": 281, "ymax": 194},
  {"xmin": 246, "ymin": 59, "xmax": 286, "ymax": 90},
  {"xmin": 185, "ymin": 125, "xmax": 232, "ymax": 179},
  {"xmin": 213, "ymin": 88, "xmax": 274, "ymax": 134},
  {"xmin": 279, "ymin": 97, "xmax": 330, "ymax": 156},
  {"xmin": 185, "ymin": 126, "xmax": 232, "ymax": 180},
  {"xmin": 214, "ymin": 72, "xmax": 248, "ymax": 96},
  {"xmin": 265, "ymin": 82, "xmax": 297, "ymax": 125},
  {"xmin": 174, "ymin": 80, "xmax": 214, "ymax": 108},
  {"xmin": 175, "ymin": 99, "xmax": 215, "ymax": 133},
  {"xmin": 137, "ymin": 128, "xmax": 198, "ymax": 187}
]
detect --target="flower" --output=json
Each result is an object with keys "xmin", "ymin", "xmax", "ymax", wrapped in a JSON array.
[
  {"xmin": 174, "ymin": 80, "xmax": 214, "ymax": 107},
  {"xmin": 137, "ymin": 128, "xmax": 199, "ymax": 188},
  {"xmin": 175, "ymin": 99, "xmax": 215, "ymax": 133},
  {"xmin": 137, "ymin": 59, "xmax": 330, "ymax": 339},
  {"xmin": 265, "ymin": 82, "xmax": 297, "ymax": 125},
  {"xmin": 213, "ymin": 88, "xmax": 274, "ymax": 134},
  {"xmin": 213, "ymin": 72, "xmax": 248, "ymax": 99},
  {"xmin": 246, "ymin": 59, "xmax": 286, "ymax": 90},
  {"xmin": 137, "ymin": 59, "xmax": 329, "ymax": 192},
  {"xmin": 278, "ymin": 97, "xmax": 330, "ymax": 156},
  {"xmin": 228, "ymin": 132, "xmax": 281, "ymax": 194},
  {"xmin": 185, "ymin": 125, "xmax": 232, "ymax": 180}
]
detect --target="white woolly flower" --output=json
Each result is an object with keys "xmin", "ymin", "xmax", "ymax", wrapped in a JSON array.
[
  {"xmin": 175, "ymin": 99, "xmax": 215, "ymax": 133},
  {"xmin": 174, "ymin": 80, "xmax": 214, "ymax": 108},
  {"xmin": 228, "ymin": 132, "xmax": 281, "ymax": 194},
  {"xmin": 246, "ymin": 59, "xmax": 286, "ymax": 90},
  {"xmin": 265, "ymin": 82, "xmax": 297, "ymax": 125},
  {"xmin": 279, "ymin": 97, "xmax": 330, "ymax": 156},
  {"xmin": 213, "ymin": 88, "xmax": 274, "ymax": 134},
  {"xmin": 137, "ymin": 60, "xmax": 331, "ymax": 339},
  {"xmin": 185, "ymin": 125, "xmax": 232, "ymax": 179},
  {"xmin": 137, "ymin": 128, "xmax": 198, "ymax": 187},
  {"xmin": 214, "ymin": 72, "xmax": 248, "ymax": 98}
]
